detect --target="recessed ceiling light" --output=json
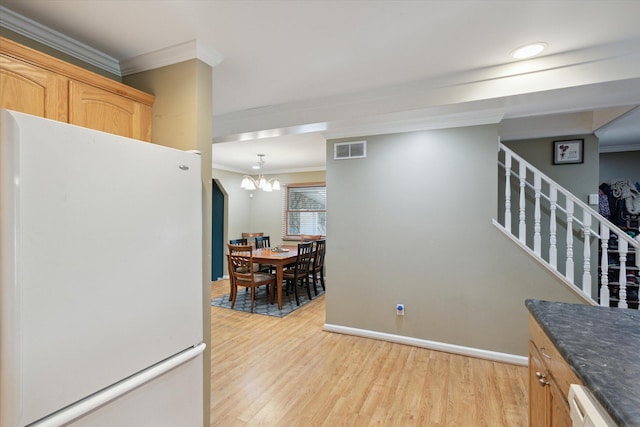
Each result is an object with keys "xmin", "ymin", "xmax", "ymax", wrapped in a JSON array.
[{"xmin": 510, "ymin": 42, "xmax": 547, "ymax": 59}]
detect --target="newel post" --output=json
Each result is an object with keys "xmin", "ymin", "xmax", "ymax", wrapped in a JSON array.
[
  {"xmin": 566, "ymin": 200, "xmax": 574, "ymax": 282},
  {"xmin": 518, "ymin": 162, "xmax": 526, "ymax": 244},
  {"xmin": 504, "ymin": 152, "xmax": 512, "ymax": 233},
  {"xmin": 533, "ymin": 173, "xmax": 542, "ymax": 256},
  {"xmin": 600, "ymin": 225, "xmax": 610, "ymax": 307},
  {"xmin": 582, "ymin": 212, "xmax": 592, "ymax": 295},
  {"xmin": 618, "ymin": 239, "xmax": 628, "ymax": 309},
  {"xmin": 549, "ymin": 185, "xmax": 558, "ymax": 269}
]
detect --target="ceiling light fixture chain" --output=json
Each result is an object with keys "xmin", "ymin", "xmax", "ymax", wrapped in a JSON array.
[{"xmin": 240, "ymin": 154, "xmax": 281, "ymax": 192}]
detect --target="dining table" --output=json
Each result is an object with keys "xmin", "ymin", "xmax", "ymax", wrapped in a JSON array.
[{"xmin": 251, "ymin": 245, "xmax": 300, "ymax": 310}]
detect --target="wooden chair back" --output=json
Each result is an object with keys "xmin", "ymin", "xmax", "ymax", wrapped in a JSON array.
[
  {"xmin": 309, "ymin": 239, "xmax": 326, "ymax": 294},
  {"xmin": 255, "ymin": 235, "xmax": 271, "ymax": 249},
  {"xmin": 312, "ymin": 239, "xmax": 326, "ymax": 271},
  {"xmin": 282, "ymin": 241, "xmax": 314, "ymax": 305},
  {"xmin": 229, "ymin": 238, "xmax": 248, "ymax": 245},
  {"xmin": 241, "ymin": 232, "xmax": 264, "ymax": 239},
  {"xmin": 227, "ymin": 243, "xmax": 274, "ymax": 312},
  {"xmin": 228, "ymin": 249, "xmax": 256, "ymax": 286},
  {"xmin": 242, "ymin": 232, "xmax": 263, "ymax": 248},
  {"xmin": 226, "ymin": 243, "xmax": 252, "ymax": 301},
  {"xmin": 300, "ymin": 234, "xmax": 322, "ymax": 242},
  {"xmin": 292, "ymin": 241, "xmax": 313, "ymax": 276}
]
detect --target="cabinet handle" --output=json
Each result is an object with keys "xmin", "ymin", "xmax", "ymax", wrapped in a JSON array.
[
  {"xmin": 540, "ymin": 347, "xmax": 552, "ymax": 359},
  {"xmin": 535, "ymin": 371, "xmax": 549, "ymax": 386}
]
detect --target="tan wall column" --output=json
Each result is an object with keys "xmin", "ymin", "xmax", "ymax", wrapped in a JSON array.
[{"xmin": 124, "ymin": 60, "xmax": 213, "ymax": 427}]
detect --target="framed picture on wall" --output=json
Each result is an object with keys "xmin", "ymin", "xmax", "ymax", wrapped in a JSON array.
[{"xmin": 553, "ymin": 139, "xmax": 584, "ymax": 165}]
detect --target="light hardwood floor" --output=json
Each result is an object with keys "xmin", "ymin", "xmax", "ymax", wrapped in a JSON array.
[{"xmin": 210, "ymin": 280, "xmax": 528, "ymax": 426}]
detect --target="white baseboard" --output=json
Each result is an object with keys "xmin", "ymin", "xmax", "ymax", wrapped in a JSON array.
[{"xmin": 323, "ymin": 323, "xmax": 528, "ymax": 366}]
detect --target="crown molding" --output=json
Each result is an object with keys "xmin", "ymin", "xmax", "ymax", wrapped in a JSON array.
[
  {"xmin": 0, "ymin": 6, "xmax": 121, "ymax": 75},
  {"xmin": 1, "ymin": 6, "xmax": 224, "ymax": 78},
  {"xmin": 599, "ymin": 143, "xmax": 640, "ymax": 153},
  {"xmin": 120, "ymin": 39, "xmax": 224, "ymax": 76}
]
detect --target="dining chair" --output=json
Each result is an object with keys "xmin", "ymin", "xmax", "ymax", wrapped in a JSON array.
[
  {"xmin": 254, "ymin": 235, "xmax": 270, "ymax": 249},
  {"xmin": 254, "ymin": 235, "xmax": 274, "ymax": 274},
  {"xmin": 309, "ymin": 239, "xmax": 326, "ymax": 295},
  {"xmin": 283, "ymin": 241, "xmax": 314, "ymax": 306},
  {"xmin": 227, "ymin": 243, "xmax": 251, "ymax": 302},
  {"xmin": 227, "ymin": 244, "xmax": 275, "ymax": 313},
  {"xmin": 300, "ymin": 234, "xmax": 322, "ymax": 242},
  {"xmin": 242, "ymin": 232, "xmax": 263, "ymax": 248},
  {"xmin": 229, "ymin": 238, "xmax": 248, "ymax": 245}
]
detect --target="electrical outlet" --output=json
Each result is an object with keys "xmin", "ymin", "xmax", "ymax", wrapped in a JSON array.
[{"xmin": 396, "ymin": 303, "xmax": 405, "ymax": 316}]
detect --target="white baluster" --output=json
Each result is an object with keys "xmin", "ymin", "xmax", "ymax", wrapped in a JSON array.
[
  {"xmin": 549, "ymin": 185, "xmax": 558, "ymax": 269},
  {"xmin": 618, "ymin": 239, "xmax": 628, "ymax": 309},
  {"xmin": 566, "ymin": 200, "xmax": 574, "ymax": 282},
  {"xmin": 504, "ymin": 153, "xmax": 512, "ymax": 233},
  {"xmin": 600, "ymin": 225, "xmax": 610, "ymax": 307},
  {"xmin": 533, "ymin": 173, "xmax": 542, "ymax": 256},
  {"xmin": 519, "ymin": 162, "xmax": 526, "ymax": 244},
  {"xmin": 582, "ymin": 212, "xmax": 591, "ymax": 295}
]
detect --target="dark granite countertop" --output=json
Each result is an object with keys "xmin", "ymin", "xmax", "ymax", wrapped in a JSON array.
[{"xmin": 526, "ymin": 299, "xmax": 640, "ymax": 427}]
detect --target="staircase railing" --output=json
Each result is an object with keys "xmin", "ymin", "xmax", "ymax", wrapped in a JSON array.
[{"xmin": 496, "ymin": 143, "xmax": 640, "ymax": 308}]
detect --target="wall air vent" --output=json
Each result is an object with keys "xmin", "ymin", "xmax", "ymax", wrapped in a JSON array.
[{"xmin": 334, "ymin": 140, "xmax": 367, "ymax": 160}]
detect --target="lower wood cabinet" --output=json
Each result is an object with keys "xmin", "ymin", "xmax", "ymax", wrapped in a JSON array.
[
  {"xmin": 528, "ymin": 315, "xmax": 580, "ymax": 427},
  {"xmin": 529, "ymin": 341, "xmax": 549, "ymax": 426}
]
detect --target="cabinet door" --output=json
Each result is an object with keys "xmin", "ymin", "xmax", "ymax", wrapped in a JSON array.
[
  {"xmin": 0, "ymin": 53, "xmax": 68, "ymax": 121},
  {"xmin": 69, "ymin": 81, "xmax": 152, "ymax": 141},
  {"xmin": 549, "ymin": 380, "xmax": 571, "ymax": 427},
  {"xmin": 528, "ymin": 341, "xmax": 549, "ymax": 427}
]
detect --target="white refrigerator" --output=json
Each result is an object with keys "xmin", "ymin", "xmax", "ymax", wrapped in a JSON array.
[{"xmin": 0, "ymin": 109, "xmax": 205, "ymax": 426}]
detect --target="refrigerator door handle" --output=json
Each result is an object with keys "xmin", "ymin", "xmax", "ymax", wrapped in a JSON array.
[{"xmin": 31, "ymin": 343, "xmax": 206, "ymax": 427}]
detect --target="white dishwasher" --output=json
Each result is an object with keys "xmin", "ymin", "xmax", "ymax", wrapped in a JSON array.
[{"xmin": 569, "ymin": 384, "xmax": 617, "ymax": 427}]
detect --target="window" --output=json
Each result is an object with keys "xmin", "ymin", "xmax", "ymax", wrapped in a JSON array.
[{"xmin": 284, "ymin": 183, "xmax": 326, "ymax": 240}]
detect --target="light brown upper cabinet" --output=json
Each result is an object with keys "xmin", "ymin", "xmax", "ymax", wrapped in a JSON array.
[
  {"xmin": 0, "ymin": 52, "xmax": 68, "ymax": 121},
  {"xmin": 68, "ymin": 80, "xmax": 152, "ymax": 141},
  {"xmin": 0, "ymin": 37, "xmax": 154, "ymax": 141}
]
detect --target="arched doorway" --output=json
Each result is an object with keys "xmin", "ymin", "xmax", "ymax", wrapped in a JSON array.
[{"xmin": 211, "ymin": 179, "xmax": 224, "ymax": 281}]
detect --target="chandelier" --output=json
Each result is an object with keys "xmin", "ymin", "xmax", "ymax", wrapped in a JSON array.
[{"xmin": 240, "ymin": 154, "xmax": 281, "ymax": 192}]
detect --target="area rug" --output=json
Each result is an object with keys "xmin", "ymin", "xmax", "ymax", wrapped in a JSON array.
[{"xmin": 211, "ymin": 284, "xmax": 324, "ymax": 317}]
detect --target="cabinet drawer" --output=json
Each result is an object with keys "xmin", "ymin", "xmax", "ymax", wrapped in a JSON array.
[{"xmin": 529, "ymin": 315, "xmax": 581, "ymax": 399}]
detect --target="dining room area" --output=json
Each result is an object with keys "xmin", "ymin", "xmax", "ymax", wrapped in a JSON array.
[
  {"xmin": 211, "ymin": 142, "xmax": 328, "ymax": 317},
  {"xmin": 212, "ymin": 232, "xmax": 326, "ymax": 317}
]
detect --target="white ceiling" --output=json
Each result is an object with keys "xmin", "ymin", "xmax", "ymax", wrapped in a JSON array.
[
  {"xmin": 212, "ymin": 132, "xmax": 327, "ymax": 174},
  {"xmin": 2, "ymin": 0, "xmax": 640, "ymax": 174}
]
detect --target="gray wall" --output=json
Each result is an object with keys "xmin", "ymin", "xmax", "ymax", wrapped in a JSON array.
[
  {"xmin": 326, "ymin": 125, "xmax": 584, "ymax": 357},
  {"xmin": 600, "ymin": 151, "xmax": 640, "ymax": 184},
  {"xmin": 503, "ymin": 135, "xmax": 600, "ymax": 205}
]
